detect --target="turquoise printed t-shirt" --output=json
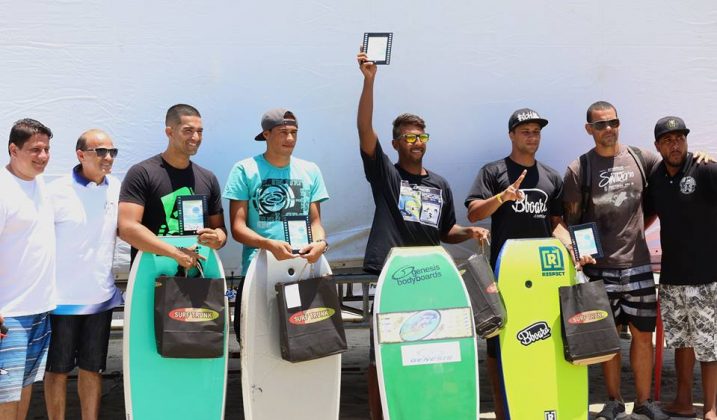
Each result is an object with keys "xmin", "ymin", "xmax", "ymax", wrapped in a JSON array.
[{"xmin": 223, "ymin": 154, "xmax": 329, "ymax": 274}]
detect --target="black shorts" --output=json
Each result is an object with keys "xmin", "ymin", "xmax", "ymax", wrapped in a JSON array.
[
  {"xmin": 486, "ymin": 336, "xmax": 499, "ymax": 358},
  {"xmin": 582, "ymin": 264, "xmax": 657, "ymax": 332},
  {"xmin": 45, "ymin": 310, "xmax": 113, "ymax": 373}
]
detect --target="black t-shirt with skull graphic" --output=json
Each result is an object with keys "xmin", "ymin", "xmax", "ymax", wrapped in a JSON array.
[{"xmin": 647, "ymin": 153, "xmax": 717, "ymax": 285}]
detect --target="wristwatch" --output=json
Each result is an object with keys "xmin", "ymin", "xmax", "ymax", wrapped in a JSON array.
[{"xmin": 315, "ymin": 239, "xmax": 330, "ymax": 253}]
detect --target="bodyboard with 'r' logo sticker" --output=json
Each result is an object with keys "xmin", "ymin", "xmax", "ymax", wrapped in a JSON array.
[{"xmin": 496, "ymin": 238, "xmax": 588, "ymax": 419}]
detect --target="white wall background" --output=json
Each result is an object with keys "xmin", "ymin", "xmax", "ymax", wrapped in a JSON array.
[{"xmin": 2, "ymin": 0, "xmax": 715, "ymax": 274}]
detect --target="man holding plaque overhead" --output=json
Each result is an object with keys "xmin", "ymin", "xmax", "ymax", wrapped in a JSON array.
[
  {"xmin": 119, "ymin": 104, "xmax": 227, "ymax": 269},
  {"xmin": 223, "ymin": 108, "xmax": 330, "ymax": 339},
  {"xmin": 646, "ymin": 116, "xmax": 717, "ymax": 420},
  {"xmin": 356, "ymin": 48, "xmax": 489, "ymax": 420}
]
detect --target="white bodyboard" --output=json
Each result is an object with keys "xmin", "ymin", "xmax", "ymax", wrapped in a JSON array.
[{"xmin": 240, "ymin": 250, "xmax": 341, "ymax": 420}]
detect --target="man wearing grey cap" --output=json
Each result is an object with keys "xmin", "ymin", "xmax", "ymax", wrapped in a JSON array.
[
  {"xmin": 465, "ymin": 108, "xmax": 583, "ymax": 420},
  {"xmin": 223, "ymin": 109, "xmax": 329, "ymax": 337},
  {"xmin": 646, "ymin": 116, "xmax": 717, "ymax": 420}
]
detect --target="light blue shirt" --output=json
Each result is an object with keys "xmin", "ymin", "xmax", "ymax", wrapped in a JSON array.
[{"xmin": 223, "ymin": 154, "xmax": 329, "ymax": 274}]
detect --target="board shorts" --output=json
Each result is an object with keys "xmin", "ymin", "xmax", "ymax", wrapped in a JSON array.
[
  {"xmin": 46, "ymin": 309, "xmax": 114, "ymax": 373},
  {"xmin": 660, "ymin": 282, "xmax": 717, "ymax": 362},
  {"xmin": 0, "ymin": 312, "xmax": 51, "ymax": 403},
  {"xmin": 582, "ymin": 264, "xmax": 657, "ymax": 332}
]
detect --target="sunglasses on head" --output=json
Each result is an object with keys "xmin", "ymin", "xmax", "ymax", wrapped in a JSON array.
[
  {"xmin": 399, "ymin": 133, "xmax": 430, "ymax": 144},
  {"xmin": 589, "ymin": 119, "xmax": 620, "ymax": 131},
  {"xmin": 85, "ymin": 147, "xmax": 118, "ymax": 158}
]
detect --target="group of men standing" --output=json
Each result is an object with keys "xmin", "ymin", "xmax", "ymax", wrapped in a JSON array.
[
  {"xmin": 355, "ymin": 50, "xmax": 715, "ymax": 420},
  {"xmin": 0, "ymin": 53, "xmax": 715, "ymax": 420}
]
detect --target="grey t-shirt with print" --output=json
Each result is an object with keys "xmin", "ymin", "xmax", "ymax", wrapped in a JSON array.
[{"xmin": 563, "ymin": 145, "xmax": 660, "ymax": 269}]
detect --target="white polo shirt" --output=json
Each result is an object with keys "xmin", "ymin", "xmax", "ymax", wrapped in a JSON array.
[{"xmin": 49, "ymin": 166, "xmax": 122, "ymax": 314}]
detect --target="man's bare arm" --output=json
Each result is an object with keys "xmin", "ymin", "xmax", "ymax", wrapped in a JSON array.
[
  {"xmin": 228, "ymin": 199, "xmax": 295, "ymax": 261},
  {"xmin": 118, "ymin": 202, "xmax": 200, "ymax": 268},
  {"xmin": 563, "ymin": 201, "xmax": 582, "ymax": 226},
  {"xmin": 357, "ymin": 49, "xmax": 379, "ymax": 158},
  {"xmin": 298, "ymin": 202, "xmax": 329, "ymax": 264}
]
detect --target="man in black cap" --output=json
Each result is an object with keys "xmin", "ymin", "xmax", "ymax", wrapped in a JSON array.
[
  {"xmin": 465, "ymin": 108, "xmax": 584, "ymax": 420},
  {"xmin": 223, "ymin": 108, "xmax": 329, "ymax": 339},
  {"xmin": 646, "ymin": 116, "xmax": 717, "ymax": 420},
  {"xmin": 356, "ymin": 49, "xmax": 489, "ymax": 419}
]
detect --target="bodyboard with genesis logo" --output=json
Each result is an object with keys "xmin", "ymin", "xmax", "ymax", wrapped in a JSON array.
[
  {"xmin": 123, "ymin": 236, "xmax": 228, "ymax": 419},
  {"xmin": 240, "ymin": 250, "xmax": 340, "ymax": 420},
  {"xmin": 495, "ymin": 238, "xmax": 588, "ymax": 419},
  {"xmin": 375, "ymin": 246, "xmax": 479, "ymax": 420}
]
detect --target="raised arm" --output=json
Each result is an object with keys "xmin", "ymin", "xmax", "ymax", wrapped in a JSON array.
[
  {"xmin": 357, "ymin": 48, "xmax": 380, "ymax": 157},
  {"xmin": 467, "ymin": 169, "xmax": 527, "ymax": 222}
]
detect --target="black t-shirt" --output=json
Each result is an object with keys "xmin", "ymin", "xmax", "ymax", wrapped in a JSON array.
[
  {"xmin": 647, "ymin": 153, "xmax": 717, "ymax": 285},
  {"xmin": 465, "ymin": 157, "xmax": 564, "ymax": 268},
  {"xmin": 119, "ymin": 154, "xmax": 224, "ymax": 259},
  {"xmin": 361, "ymin": 141, "xmax": 456, "ymax": 274}
]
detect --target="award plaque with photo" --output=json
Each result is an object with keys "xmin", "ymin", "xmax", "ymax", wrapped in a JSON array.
[
  {"xmin": 568, "ymin": 222, "xmax": 604, "ymax": 259},
  {"xmin": 363, "ymin": 32, "xmax": 393, "ymax": 65},
  {"xmin": 283, "ymin": 215, "xmax": 313, "ymax": 254},
  {"xmin": 176, "ymin": 195, "xmax": 208, "ymax": 235}
]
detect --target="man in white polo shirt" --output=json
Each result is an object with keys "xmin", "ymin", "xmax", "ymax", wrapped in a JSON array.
[
  {"xmin": 44, "ymin": 129, "xmax": 122, "ymax": 420},
  {"xmin": 0, "ymin": 118, "xmax": 55, "ymax": 420}
]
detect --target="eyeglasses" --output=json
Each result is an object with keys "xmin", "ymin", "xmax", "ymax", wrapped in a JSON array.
[
  {"xmin": 589, "ymin": 119, "xmax": 620, "ymax": 130},
  {"xmin": 399, "ymin": 133, "xmax": 430, "ymax": 144},
  {"xmin": 84, "ymin": 148, "xmax": 118, "ymax": 158}
]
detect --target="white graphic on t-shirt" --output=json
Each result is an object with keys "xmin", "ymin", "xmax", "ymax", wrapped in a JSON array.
[
  {"xmin": 610, "ymin": 191, "xmax": 628, "ymax": 207},
  {"xmin": 398, "ymin": 181, "xmax": 443, "ymax": 228},
  {"xmin": 511, "ymin": 188, "xmax": 548, "ymax": 218},
  {"xmin": 598, "ymin": 166, "xmax": 636, "ymax": 191},
  {"xmin": 596, "ymin": 166, "xmax": 638, "ymax": 207},
  {"xmin": 680, "ymin": 176, "xmax": 696, "ymax": 194}
]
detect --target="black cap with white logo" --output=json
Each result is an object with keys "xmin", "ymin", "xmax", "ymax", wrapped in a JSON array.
[{"xmin": 508, "ymin": 108, "xmax": 548, "ymax": 131}]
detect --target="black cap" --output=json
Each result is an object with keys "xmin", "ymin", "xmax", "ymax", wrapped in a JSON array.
[
  {"xmin": 654, "ymin": 116, "xmax": 690, "ymax": 141},
  {"xmin": 255, "ymin": 108, "xmax": 298, "ymax": 141},
  {"xmin": 508, "ymin": 108, "xmax": 549, "ymax": 131}
]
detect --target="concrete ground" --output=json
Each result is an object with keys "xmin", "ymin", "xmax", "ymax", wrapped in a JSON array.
[{"xmin": 24, "ymin": 328, "xmax": 707, "ymax": 419}]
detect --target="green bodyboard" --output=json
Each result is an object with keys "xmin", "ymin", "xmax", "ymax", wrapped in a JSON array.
[
  {"xmin": 123, "ymin": 236, "xmax": 228, "ymax": 419},
  {"xmin": 375, "ymin": 246, "xmax": 479, "ymax": 420},
  {"xmin": 496, "ymin": 238, "xmax": 587, "ymax": 420}
]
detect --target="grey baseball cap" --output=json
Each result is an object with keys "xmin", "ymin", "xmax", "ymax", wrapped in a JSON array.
[
  {"xmin": 654, "ymin": 116, "xmax": 689, "ymax": 141},
  {"xmin": 255, "ymin": 108, "xmax": 298, "ymax": 141}
]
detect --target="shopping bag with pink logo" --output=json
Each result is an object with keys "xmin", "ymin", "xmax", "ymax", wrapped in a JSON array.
[
  {"xmin": 274, "ymin": 263, "xmax": 347, "ymax": 363},
  {"xmin": 559, "ymin": 279, "xmax": 620, "ymax": 365}
]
